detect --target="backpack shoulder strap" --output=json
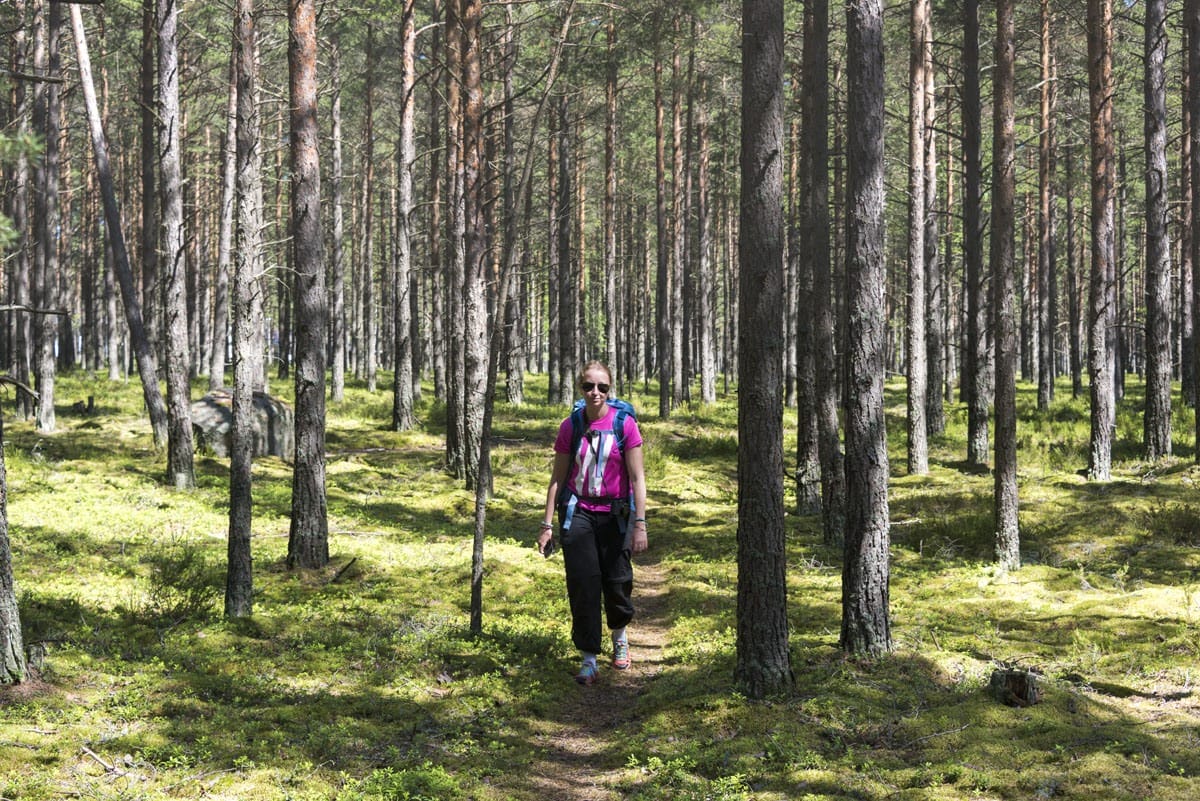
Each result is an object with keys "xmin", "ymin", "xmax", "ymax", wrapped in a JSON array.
[{"xmin": 568, "ymin": 399, "xmax": 588, "ymax": 460}]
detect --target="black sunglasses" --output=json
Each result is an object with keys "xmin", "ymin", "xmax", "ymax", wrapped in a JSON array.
[{"xmin": 581, "ymin": 381, "xmax": 610, "ymax": 393}]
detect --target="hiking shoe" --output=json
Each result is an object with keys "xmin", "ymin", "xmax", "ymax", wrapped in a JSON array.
[
  {"xmin": 612, "ymin": 637, "xmax": 630, "ymax": 670},
  {"xmin": 574, "ymin": 663, "xmax": 599, "ymax": 685}
]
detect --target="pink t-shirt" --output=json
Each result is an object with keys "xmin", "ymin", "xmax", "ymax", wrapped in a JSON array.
[{"xmin": 554, "ymin": 405, "xmax": 642, "ymax": 511}]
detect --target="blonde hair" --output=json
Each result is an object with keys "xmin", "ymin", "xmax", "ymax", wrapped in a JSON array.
[{"xmin": 578, "ymin": 361, "xmax": 613, "ymax": 388}]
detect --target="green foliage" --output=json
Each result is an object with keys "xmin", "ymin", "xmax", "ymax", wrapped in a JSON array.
[
  {"xmin": 141, "ymin": 534, "xmax": 222, "ymax": 623},
  {"xmin": 337, "ymin": 763, "xmax": 464, "ymax": 801},
  {"xmin": 622, "ymin": 755, "xmax": 749, "ymax": 801}
]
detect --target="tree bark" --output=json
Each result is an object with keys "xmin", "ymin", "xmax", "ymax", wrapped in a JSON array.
[
  {"xmin": 801, "ymin": 0, "xmax": 845, "ymax": 547},
  {"xmin": 1189, "ymin": 0, "xmax": 1200, "ymax": 455},
  {"xmin": 286, "ymin": 0, "xmax": 329, "ymax": 570},
  {"xmin": 737, "ymin": 0, "xmax": 792, "ymax": 699},
  {"xmin": 227, "ymin": 0, "xmax": 265, "ymax": 618},
  {"xmin": 210, "ymin": 46, "xmax": 236, "ymax": 392},
  {"xmin": 697, "ymin": 77, "xmax": 716, "ymax": 405},
  {"xmin": 33, "ymin": 0, "xmax": 61, "ymax": 435},
  {"xmin": 924, "ymin": 37, "xmax": 944, "ymax": 435},
  {"xmin": 654, "ymin": 51, "xmax": 672, "ymax": 418},
  {"xmin": 460, "ymin": 0, "xmax": 487, "ymax": 494},
  {"xmin": 361, "ymin": 25, "xmax": 378, "ymax": 393},
  {"xmin": 556, "ymin": 95, "xmax": 576, "ymax": 404},
  {"xmin": 1037, "ymin": 1, "xmax": 1056, "ymax": 411},
  {"xmin": 992, "ymin": 0, "xmax": 1020, "ymax": 570},
  {"xmin": 1088, "ymin": 0, "xmax": 1116, "ymax": 481},
  {"xmin": 158, "ymin": 0, "xmax": 195, "ymax": 488},
  {"xmin": 9, "ymin": 0, "xmax": 34, "ymax": 419},
  {"xmin": 0, "ymin": 410, "xmax": 24, "ymax": 684},
  {"xmin": 963, "ymin": 0, "xmax": 989, "ymax": 468},
  {"xmin": 1183, "ymin": 28, "xmax": 1195, "ymax": 408},
  {"xmin": 392, "ymin": 0, "xmax": 416, "ymax": 433},
  {"xmin": 604, "ymin": 13, "xmax": 619, "ymax": 380},
  {"xmin": 906, "ymin": 0, "xmax": 929, "ymax": 476},
  {"xmin": 70, "ymin": 1, "xmax": 168, "ymax": 447},
  {"xmin": 444, "ymin": 6, "xmax": 466, "ymax": 477},
  {"xmin": 329, "ymin": 35, "xmax": 346, "ymax": 404},
  {"xmin": 1144, "ymin": 0, "xmax": 1172, "ymax": 460},
  {"xmin": 842, "ymin": 0, "xmax": 893, "ymax": 657},
  {"xmin": 1066, "ymin": 145, "xmax": 1083, "ymax": 398},
  {"xmin": 140, "ymin": 0, "xmax": 159, "ymax": 367}
]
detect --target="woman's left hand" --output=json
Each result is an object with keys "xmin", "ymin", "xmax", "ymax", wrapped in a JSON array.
[{"xmin": 631, "ymin": 523, "xmax": 648, "ymax": 554}]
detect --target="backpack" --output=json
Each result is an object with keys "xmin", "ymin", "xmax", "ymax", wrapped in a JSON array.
[{"xmin": 558, "ymin": 398, "xmax": 638, "ymax": 531}]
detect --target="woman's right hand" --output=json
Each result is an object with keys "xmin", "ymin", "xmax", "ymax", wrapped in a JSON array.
[{"xmin": 537, "ymin": 527, "xmax": 554, "ymax": 555}]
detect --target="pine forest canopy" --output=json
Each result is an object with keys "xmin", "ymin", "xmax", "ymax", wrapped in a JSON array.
[{"xmin": 0, "ymin": 0, "xmax": 1192, "ymax": 413}]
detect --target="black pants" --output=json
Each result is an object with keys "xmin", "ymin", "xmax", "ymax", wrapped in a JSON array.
[{"xmin": 560, "ymin": 507, "xmax": 634, "ymax": 655}]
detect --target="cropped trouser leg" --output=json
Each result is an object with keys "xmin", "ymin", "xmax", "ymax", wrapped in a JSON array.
[{"xmin": 561, "ymin": 508, "xmax": 634, "ymax": 655}]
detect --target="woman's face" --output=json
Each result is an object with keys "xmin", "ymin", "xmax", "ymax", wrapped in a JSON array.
[{"xmin": 580, "ymin": 367, "xmax": 612, "ymax": 414}]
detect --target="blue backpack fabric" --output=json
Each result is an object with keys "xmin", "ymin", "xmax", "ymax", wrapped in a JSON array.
[{"xmin": 559, "ymin": 398, "xmax": 638, "ymax": 531}]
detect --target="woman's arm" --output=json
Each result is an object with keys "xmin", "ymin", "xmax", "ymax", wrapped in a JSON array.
[
  {"xmin": 624, "ymin": 445, "xmax": 648, "ymax": 554},
  {"xmin": 539, "ymin": 451, "xmax": 571, "ymax": 552}
]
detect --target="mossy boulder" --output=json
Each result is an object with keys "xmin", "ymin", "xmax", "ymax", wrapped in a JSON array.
[{"xmin": 191, "ymin": 388, "xmax": 293, "ymax": 461}]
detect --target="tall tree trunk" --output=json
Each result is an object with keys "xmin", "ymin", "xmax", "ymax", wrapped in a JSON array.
[
  {"xmin": 737, "ymin": 0, "xmax": 792, "ymax": 699},
  {"xmin": 158, "ymin": 0, "xmax": 195, "ymax": 488},
  {"xmin": 1037, "ymin": 1, "xmax": 1056, "ymax": 411},
  {"xmin": 329, "ymin": 35, "xmax": 346, "ymax": 404},
  {"xmin": 1189, "ymin": 0, "xmax": 1200, "ymax": 455},
  {"xmin": 428, "ymin": 0, "xmax": 447, "ymax": 403},
  {"xmin": 1088, "ymin": 0, "xmax": 1116, "ymax": 481},
  {"xmin": 654, "ymin": 51, "xmax": 672, "ymax": 418},
  {"xmin": 793, "ymin": 73, "xmax": 820, "ymax": 514},
  {"xmin": 1183, "ymin": 28, "xmax": 1195, "ymax": 407},
  {"xmin": 361, "ymin": 26, "xmax": 377, "ymax": 392},
  {"xmin": 227, "ymin": 0, "xmax": 265, "ymax": 618},
  {"xmin": 286, "ymin": 0, "xmax": 329, "ymax": 570},
  {"xmin": 906, "ymin": 0, "xmax": 929, "ymax": 476},
  {"xmin": 546, "ymin": 106, "xmax": 562, "ymax": 403},
  {"xmin": 502, "ymin": 6, "xmax": 524, "ymax": 405},
  {"xmin": 470, "ymin": 0, "xmax": 575, "ymax": 634},
  {"xmin": 842, "ymin": 0, "xmax": 892, "ymax": 658},
  {"xmin": 392, "ymin": 0, "xmax": 417, "ymax": 433},
  {"xmin": 697, "ymin": 77, "xmax": 716, "ymax": 405},
  {"xmin": 924, "ymin": 39, "xmax": 944, "ymax": 435},
  {"xmin": 802, "ymin": 0, "xmax": 845, "ymax": 547},
  {"xmin": 670, "ymin": 33, "xmax": 685, "ymax": 408},
  {"xmin": 0, "ymin": 410, "xmax": 24, "ymax": 684},
  {"xmin": 33, "ymin": 0, "xmax": 61, "ymax": 435},
  {"xmin": 992, "ymin": 0, "xmax": 1020, "ymax": 570},
  {"xmin": 555, "ymin": 95, "xmax": 576, "ymax": 402},
  {"xmin": 9, "ymin": 0, "xmax": 34, "ymax": 419},
  {"xmin": 963, "ymin": 0, "xmax": 989, "ymax": 467},
  {"xmin": 211, "ymin": 47, "xmax": 236, "ymax": 391},
  {"xmin": 1066, "ymin": 145, "xmax": 1083, "ymax": 398},
  {"xmin": 604, "ymin": 13, "xmax": 619, "ymax": 379},
  {"xmin": 71, "ymin": 2, "xmax": 168, "ymax": 445},
  {"xmin": 444, "ymin": 6, "xmax": 466, "ymax": 477},
  {"xmin": 140, "ymin": 0, "xmax": 159, "ymax": 366},
  {"xmin": 1144, "ymin": 0, "xmax": 1172, "ymax": 460}
]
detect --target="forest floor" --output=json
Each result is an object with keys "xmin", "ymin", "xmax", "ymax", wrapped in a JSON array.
[
  {"xmin": 3, "ymin": 372, "xmax": 1200, "ymax": 801},
  {"xmin": 521, "ymin": 562, "xmax": 670, "ymax": 801}
]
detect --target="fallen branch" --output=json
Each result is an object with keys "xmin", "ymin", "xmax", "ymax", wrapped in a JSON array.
[
  {"xmin": 329, "ymin": 557, "xmax": 358, "ymax": 584},
  {"xmin": 80, "ymin": 746, "xmax": 114, "ymax": 773}
]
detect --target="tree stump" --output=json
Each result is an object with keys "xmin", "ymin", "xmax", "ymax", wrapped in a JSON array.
[
  {"xmin": 989, "ymin": 668, "xmax": 1042, "ymax": 707},
  {"xmin": 191, "ymin": 388, "xmax": 294, "ymax": 461}
]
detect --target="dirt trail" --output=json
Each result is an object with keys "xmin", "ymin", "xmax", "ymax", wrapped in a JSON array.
[{"xmin": 521, "ymin": 561, "xmax": 670, "ymax": 800}]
